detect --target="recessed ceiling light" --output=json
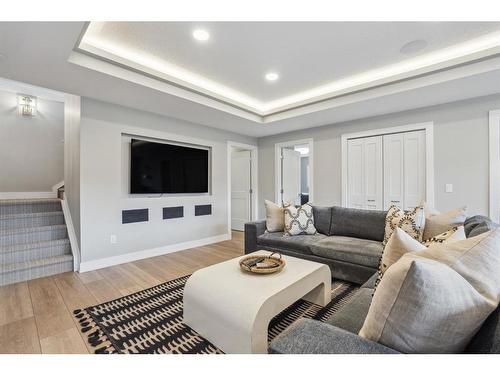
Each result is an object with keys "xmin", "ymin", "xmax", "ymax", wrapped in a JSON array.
[
  {"xmin": 192, "ymin": 29, "xmax": 210, "ymax": 42},
  {"xmin": 265, "ymin": 72, "xmax": 279, "ymax": 82},
  {"xmin": 400, "ymin": 39, "xmax": 428, "ymax": 55}
]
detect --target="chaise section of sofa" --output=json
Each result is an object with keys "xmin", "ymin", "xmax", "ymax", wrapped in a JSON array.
[{"xmin": 269, "ymin": 215, "xmax": 500, "ymax": 354}]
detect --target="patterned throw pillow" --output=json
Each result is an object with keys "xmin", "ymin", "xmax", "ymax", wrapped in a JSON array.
[
  {"xmin": 383, "ymin": 204, "xmax": 425, "ymax": 246},
  {"xmin": 423, "ymin": 226, "xmax": 465, "ymax": 246},
  {"xmin": 283, "ymin": 203, "xmax": 317, "ymax": 236}
]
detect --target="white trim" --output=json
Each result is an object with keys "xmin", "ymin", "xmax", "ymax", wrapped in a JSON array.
[
  {"xmin": 51, "ymin": 181, "xmax": 65, "ymax": 192},
  {"xmin": 79, "ymin": 233, "xmax": 230, "ymax": 272},
  {"xmin": 61, "ymin": 198, "xmax": 81, "ymax": 272},
  {"xmin": 274, "ymin": 138, "xmax": 314, "ymax": 205},
  {"xmin": 341, "ymin": 122, "xmax": 435, "ymax": 208},
  {"xmin": 227, "ymin": 141, "xmax": 259, "ymax": 236},
  {"xmin": 489, "ymin": 110, "xmax": 500, "ymax": 222},
  {"xmin": 0, "ymin": 191, "xmax": 57, "ymax": 199}
]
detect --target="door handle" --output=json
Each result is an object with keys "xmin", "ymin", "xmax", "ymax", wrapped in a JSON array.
[
  {"xmin": 391, "ymin": 200, "xmax": 400, "ymax": 204},
  {"xmin": 367, "ymin": 199, "xmax": 375, "ymax": 202}
]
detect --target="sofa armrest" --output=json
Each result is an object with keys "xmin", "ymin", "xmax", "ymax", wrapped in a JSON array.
[
  {"xmin": 269, "ymin": 318, "xmax": 399, "ymax": 354},
  {"xmin": 244, "ymin": 220, "xmax": 266, "ymax": 254}
]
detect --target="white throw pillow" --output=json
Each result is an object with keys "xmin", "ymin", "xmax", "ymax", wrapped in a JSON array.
[
  {"xmin": 422, "ymin": 206, "xmax": 467, "ymax": 241},
  {"xmin": 383, "ymin": 204, "xmax": 425, "ymax": 246},
  {"xmin": 360, "ymin": 229, "xmax": 500, "ymax": 353},
  {"xmin": 264, "ymin": 200, "xmax": 285, "ymax": 232},
  {"xmin": 375, "ymin": 226, "xmax": 466, "ymax": 291},
  {"xmin": 283, "ymin": 203, "xmax": 317, "ymax": 236}
]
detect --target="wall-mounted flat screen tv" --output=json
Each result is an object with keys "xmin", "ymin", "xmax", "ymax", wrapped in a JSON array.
[{"xmin": 130, "ymin": 138, "xmax": 209, "ymax": 194}]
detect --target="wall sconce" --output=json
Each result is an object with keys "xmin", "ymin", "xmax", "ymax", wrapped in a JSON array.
[{"xmin": 18, "ymin": 94, "xmax": 37, "ymax": 117}]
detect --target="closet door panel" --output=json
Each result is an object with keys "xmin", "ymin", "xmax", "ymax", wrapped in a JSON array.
[
  {"xmin": 404, "ymin": 130, "xmax": 426, "ymax": 209},
  {"xmin": 347, "ymin": 139, "xmax": 365, "ymax": 209},
  {"xmin": 364, "ymin": 136, "xmax": 383, "ymax": 210},
  {"xmin": 383, "ymin": 133, "xmax": 404, "ymax": 209}
]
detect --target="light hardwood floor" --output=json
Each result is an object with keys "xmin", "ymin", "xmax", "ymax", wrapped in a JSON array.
[{"xmin": 0, "ymin": 231, "xmax": 244, "ymax": 354}]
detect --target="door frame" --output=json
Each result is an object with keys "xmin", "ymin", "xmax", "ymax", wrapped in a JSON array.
[
  {"xmin": 275, "ymin": 138, "xmax": 314, "ymax": 204},
  {"xmin": 227, "ymin": 141, "xmax": 259, "ymax": 235},
  {"xmin": 489, "ymin": 110, "xmax": 500, "ymax": 222},
  {"xmin": 341, "ymin": 122, "xmax": 435, "ymax": 209}
]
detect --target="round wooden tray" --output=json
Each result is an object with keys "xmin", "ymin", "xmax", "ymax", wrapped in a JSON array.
[{"xmin": 239, "ymin": 252, "xmax": 285, "ymax": 274}]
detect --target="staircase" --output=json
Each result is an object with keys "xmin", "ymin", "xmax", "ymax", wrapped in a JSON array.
[{"xmin": 0, "ymin": 198, "xmax": 73, "ymax": 286}]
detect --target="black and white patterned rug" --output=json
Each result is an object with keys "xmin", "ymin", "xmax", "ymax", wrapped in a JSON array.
[{"xmin": 74, "ymin": 275, "xmax": 357, "ymax": 354}]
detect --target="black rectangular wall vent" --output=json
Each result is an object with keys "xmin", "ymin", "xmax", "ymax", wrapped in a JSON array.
[
  {"xmin": 163, "ymin": 206, "xmax": 184, "ymax": 219},
  {"xmin": 122, "ymin": 209, "xmax": 149, "ymax": 224},
  {"xmin": 195, "ymin": 204, "xmax": 212, "ymax": 216}
]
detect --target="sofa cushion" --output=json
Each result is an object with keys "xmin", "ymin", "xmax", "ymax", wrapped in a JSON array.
[
  {"xmin": 309, "ymin": 236, "xmax": 383, "ymax": 268},
  {"xmin": 465, "ymin": 304, "xmax": 500, "ymax": 353},
  {"xmin": 257, "ymin": 232, "xmax": 326, "ymax": 255},
  {"xmin": 361, "ymin": 273, "xmax": 378, "ymax": 289},
  {"xmin": 330, "ymin": 206, "xmax": 386, "ymax": 242},
  {"xmin": 464, "ymin": 215, "xmax": 499, "ymax": 238},
  {"xmin": 326, "ymin": 287, "xmax": 372, "ymax": 334},
  {"xmin": 312, "ymin": 206, "xmax": 332, "ymax": 235}
]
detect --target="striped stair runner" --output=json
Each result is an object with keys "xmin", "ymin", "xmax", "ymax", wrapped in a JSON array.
[{"xmin": 0, "ymin": 199, "xmax": 73, "ymax": 286}]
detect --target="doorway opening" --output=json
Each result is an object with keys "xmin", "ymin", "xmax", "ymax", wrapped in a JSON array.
[
  {"xmin": 275, "ymin": 139, "xmax": 314, "ymax": 206},
  {"xmin": 227, "ymin": 142, "xmax": 258, "ymax": 233}
]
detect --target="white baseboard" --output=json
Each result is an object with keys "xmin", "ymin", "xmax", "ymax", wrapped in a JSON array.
[
  {"xmin": 79, "ymin": 233, "xmax": 231, "ymax": 273},
  {"xmin": 0, "ymin": 191, "xmax": 57, "ymax": 199}
]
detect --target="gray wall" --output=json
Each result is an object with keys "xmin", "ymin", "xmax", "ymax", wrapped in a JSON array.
[
  {"xmin": 0, "ymin": 90, "xmax": 64, "ymax": 192},
  {"xmin": 258, "ymin": 93, "xmax": 500, "ymax": 218},
  {"xmin": 79, "ymin": 98, "xmax": 256, "ymax": 264}
]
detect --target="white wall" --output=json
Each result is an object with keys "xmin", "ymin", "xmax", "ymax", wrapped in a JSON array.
[
  {"xmin": 0, "ymin": 90, "xmax": 64, "ymax": 192},
  {"xmin": 64, "ymin": 94, "xmax": 81, "ymax": 246},
  {"xmin": 79, "ymin": 98, "xmax": 256, "ymax": 269},
  {"xmin": 258, "ymin": 93, "xmax": 500, "ymax": 218}
]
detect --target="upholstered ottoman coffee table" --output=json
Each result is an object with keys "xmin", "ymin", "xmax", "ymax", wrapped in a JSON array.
[{"xmin": 183, "ymin": 250, "xmax": 331, "ymax": 354}]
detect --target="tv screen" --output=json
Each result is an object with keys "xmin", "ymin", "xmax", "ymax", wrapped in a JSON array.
[{"xmin": 130, "ymin": 139, "xmax": 209, "ymax": 194}]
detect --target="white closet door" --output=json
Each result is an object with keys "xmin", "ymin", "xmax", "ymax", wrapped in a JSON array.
[
  {"xmin": 347, "ymin": 139, "xmax": 365, "ymax": 209},
  {"xmin": 364, "ymin": 136, "xmax": 383, "ymax": 210},
  {"xmin": 383, "ymin": 133, "xmax": 405, "ymax": 209},
  {"xmin": 404, "ymin": 130, "xmax": 426, "ymax": 209}
]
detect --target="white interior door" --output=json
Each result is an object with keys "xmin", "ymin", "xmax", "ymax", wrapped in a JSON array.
[
  {"xmin": 281, "ymin": 148, "xmax": 301, "ymax": 205},
  {"xmin": 364, "ymin": 136, "xmax": 383, "ymax": 210},
  {"xmin": 404, "ymin": 130, "xmax": 426, "ymax": 209},
  {"xmin": 383, "ymin": 133, "xmax": 405, "ymax": 209},
  {"xmin": 231, "ymin": 150, "xmax": 251, "ymax": 231},
  {"xmin": 347, "ymin": 139, "xmax": 365, "ymax": 209}
]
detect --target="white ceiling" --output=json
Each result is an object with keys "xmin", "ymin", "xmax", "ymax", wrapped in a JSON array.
[
  {"xmin": 1, "ymin": 22, "xmax": 500, "ymax": 137},
  {"xmin": 84, "ymin": 21, "xmax": 500, "ymax": 103}
]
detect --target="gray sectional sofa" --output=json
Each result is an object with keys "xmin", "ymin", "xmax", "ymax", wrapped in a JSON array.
[
  {"xmin": 244, "ymin": 206, "xmax": 500, "ymax": 354},
  {"xmin": 245, "ymin": 206, "xmax": 387, "ymax": 284}
]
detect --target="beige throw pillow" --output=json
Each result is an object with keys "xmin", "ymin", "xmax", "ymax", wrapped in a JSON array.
[
  {"xmin": 423, "ymin": 206, "xmax": 467, "ymax": 241},
  {"xmin": 264, "ymin": 200, "xmax": 285, "ymax": 232},
  {"xmin": 284, "ymin": 203, "xmax": 317, "ymax": 236},
  {"xmin": 383, "ymin": 204, "xmax": 425, "ymax": 245},
  {"xmin": 360, "ymin": 229, "xmax": 500, "ymax": 353},
  {"xmin": 423, "ymin": 225, "xmax": 466, "ymax": 246}
]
